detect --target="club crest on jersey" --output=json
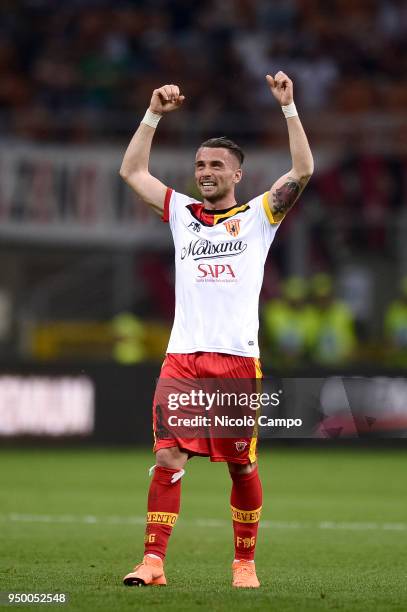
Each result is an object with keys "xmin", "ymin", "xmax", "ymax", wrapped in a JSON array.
[
  {"xmin": 224, "ymin": 219, "xmax": 241, "ymax": 237},
  {"xmin": 235, "ymin": 441, "xmax": 248, "ymax": 452}
]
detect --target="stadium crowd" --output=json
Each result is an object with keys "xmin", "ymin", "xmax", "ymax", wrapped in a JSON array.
[
  {"xmin": 2, "ymin": 260, "xmax": 406, "ymax": 367},
  {"xmin": 0, "ymin": 0, "xmax": 406, "ymax": 142},
  {"xmin": 109, "ymin": 271, "xmax": 407, "ymax": 368},
  {"xmin": 0, "ymin": 0, "xmax": 406, "ymax": 369}
]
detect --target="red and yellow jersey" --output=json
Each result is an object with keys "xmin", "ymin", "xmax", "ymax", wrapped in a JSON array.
[{"xmin": 162, "ymin": 188, "xmax": 282, "ymax": 358}]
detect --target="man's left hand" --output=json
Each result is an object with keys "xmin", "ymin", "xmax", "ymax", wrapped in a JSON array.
[{"xmin": 266, "ymin": 72, "xmax": 294, "ymax": 106}]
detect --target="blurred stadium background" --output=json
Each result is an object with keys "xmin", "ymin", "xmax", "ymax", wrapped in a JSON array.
[{"xmin": 1, "ymin": 2, "xmax": 407, "ymax": 610}]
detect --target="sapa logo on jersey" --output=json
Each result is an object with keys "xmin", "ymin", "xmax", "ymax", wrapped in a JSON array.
[
  {"xmin": 196, "ymin": 263, "xmax": 237, "ymax": 282},
  {"xmin": 223, "ymin": 219, "xmax": 241, "ymax": 237}
]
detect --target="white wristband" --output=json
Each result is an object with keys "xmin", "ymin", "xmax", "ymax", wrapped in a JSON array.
[
  {"xmin": 282, "ymin": 102, "xmax": 298, "ymax": 119},
  {"xmin": 141, "ymin": 109, "xmax": 162, "ymax": 129}
]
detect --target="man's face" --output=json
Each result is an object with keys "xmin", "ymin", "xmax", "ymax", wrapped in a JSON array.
[{"xmin": 194, "ymin": 147, "xmax": 242, "ymax": 203}]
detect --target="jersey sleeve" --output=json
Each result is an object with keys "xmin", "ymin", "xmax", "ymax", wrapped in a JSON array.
[
  {"xmin": 161, "ymin": 187, "xmax": 174, "ymax": 223},
  {"xmin": 260, "ymin": 191, "xmax": 283, "ymax": 226},
  {"xmin": 161, "ymin": 189, "xmax": 201, "ymax": 230},
  {"xmin": 246, "ymin": 192, "xmax": 282, "ymax": 249}
]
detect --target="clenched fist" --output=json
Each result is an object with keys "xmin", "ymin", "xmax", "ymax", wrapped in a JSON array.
[
  {"xmin": 266, "ymin": 72, "xmax": 293, "ymax": 106},
  {"xmin": 149, "ymin": 84, "xmax": 185, "ymax": 115}
]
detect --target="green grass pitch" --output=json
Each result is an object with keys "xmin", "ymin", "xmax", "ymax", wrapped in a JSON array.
[{"xmin": 1, "ymin": 446, "xmax": 406, "ymax": 611}]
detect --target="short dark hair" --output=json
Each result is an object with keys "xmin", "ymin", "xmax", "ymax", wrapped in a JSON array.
[{"xmin": 198, "ymin": 136, "xmax": 244, "ymax": 167}]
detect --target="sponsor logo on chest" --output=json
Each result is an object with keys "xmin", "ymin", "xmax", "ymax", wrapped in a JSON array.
[
  {"xmin": 181, "ymin": 238, "xmax": 247, "ymax": 261},
  {"xmin": 196, "ymin": 263, "xmax": 237, "ymax": 283}
]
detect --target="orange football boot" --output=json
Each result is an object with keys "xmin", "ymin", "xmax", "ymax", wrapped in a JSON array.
[
  {"xmin": 232, "ymin": 560, "xmax": 260, "ymax": 588},
  {"xmin": 123, "ymin": 555, "xmax": 167, "ymax": 587}
]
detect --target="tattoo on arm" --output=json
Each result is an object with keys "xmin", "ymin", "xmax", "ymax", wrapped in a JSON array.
[{"xmin": 271, "ymin": 176, "xmax": 308, "ymax": 222}]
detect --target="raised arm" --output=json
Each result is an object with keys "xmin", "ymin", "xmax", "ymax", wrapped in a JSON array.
[
  {"xmin": 119, "ymin": 84, "xmax": 185, "ymax": 215},
  {"xmin": 264, "ymin": 72, "xmax": 314, "ymax": 223}
]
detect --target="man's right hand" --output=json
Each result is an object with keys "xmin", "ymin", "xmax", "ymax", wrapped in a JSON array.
[{"xmin": 149, "ymin": 84, "xmax": 185, "ymax": 115}]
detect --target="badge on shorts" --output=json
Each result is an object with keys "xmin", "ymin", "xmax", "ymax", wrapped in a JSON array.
[{"xmin": 235, "ymin": 441, "xmax": 248, "ymax": 452}]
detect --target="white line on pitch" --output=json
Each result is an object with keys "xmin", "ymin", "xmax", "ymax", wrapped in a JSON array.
[{"xmin": 1, "ymin": 514, "xmax": 406, "ymax": 532}]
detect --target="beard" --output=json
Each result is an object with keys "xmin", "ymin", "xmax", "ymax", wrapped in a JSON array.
[{"xmin": 197, "ymin": 183, "xmax": 228, "ymax": 203}]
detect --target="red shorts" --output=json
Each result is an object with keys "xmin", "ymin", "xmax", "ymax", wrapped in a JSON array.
[{"xmin": 153, "ymin": 352, "xmax": 262, "ymax": 464}]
